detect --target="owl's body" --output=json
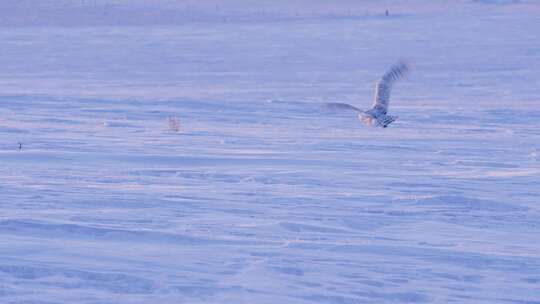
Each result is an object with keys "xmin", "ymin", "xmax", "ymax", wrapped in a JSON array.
[{"xmin": 360, "ymin": 111, "xmax": 397, "ymax": 128}]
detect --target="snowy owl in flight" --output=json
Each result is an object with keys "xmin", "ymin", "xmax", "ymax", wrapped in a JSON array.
[{"xmin": 327, "ymin": 60, "xmax": 410, "ymax": 128}]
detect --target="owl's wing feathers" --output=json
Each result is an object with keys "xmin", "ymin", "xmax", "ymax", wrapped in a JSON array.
[
  {"xmin": 371, "ymin": 60, "xmax": 410, "ymax": 115},
  {"xmin": 325, "ymin": 102, "xmax": 363, "ymax": 112}
]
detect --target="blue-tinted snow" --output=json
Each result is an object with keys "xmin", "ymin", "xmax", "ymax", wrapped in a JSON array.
[{"xmin": 1, "ymin": 1, "xmax": 539, "ymax": 303}]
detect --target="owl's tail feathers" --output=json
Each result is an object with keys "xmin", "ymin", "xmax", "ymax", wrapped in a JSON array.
[{"xmin": 376, "ymin": 114, "xmax": 397, "ymax": 128}]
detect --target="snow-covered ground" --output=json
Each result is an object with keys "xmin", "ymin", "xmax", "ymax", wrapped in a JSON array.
[{"xmin": 1, "ymin": 1, "xmax": 540, "ymax": 303}]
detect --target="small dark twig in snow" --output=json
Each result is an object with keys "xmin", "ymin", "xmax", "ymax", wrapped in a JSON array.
[{"xmin": 168, "ymin": 116, "xmax": 181, "ymax": 133}]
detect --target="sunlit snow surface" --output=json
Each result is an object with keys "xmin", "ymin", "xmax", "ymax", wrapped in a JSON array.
[{"xmin": 1, "ymin": 1, "xmax": 540, "ymax": 303}]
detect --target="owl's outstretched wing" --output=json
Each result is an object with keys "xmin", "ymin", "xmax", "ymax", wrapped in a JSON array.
[
  {"xmin": 371, "ymin": 60, "xmax": 410, "ymax": 115},
  {"xmin": 325, "ymin": 102, "xmax": 363, "ymax": 112}
]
